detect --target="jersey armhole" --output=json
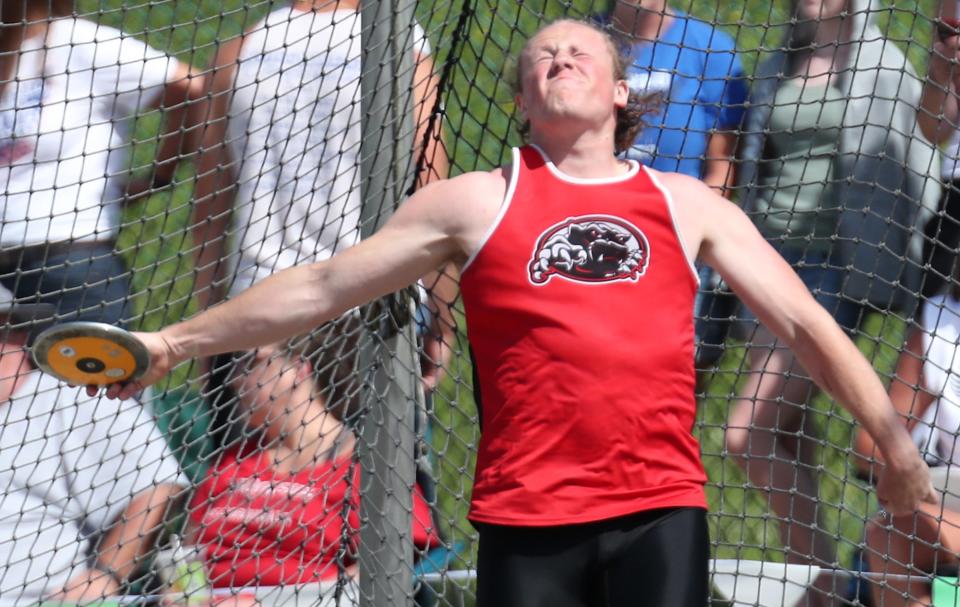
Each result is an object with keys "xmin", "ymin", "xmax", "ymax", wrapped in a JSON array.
[
  {"xmin": 642, "ymin": 167, "xmax": 700, "ymax": 286},
  {"xmin": 461, "ymin": 147, "xmax": 520, "ymax": 273}
]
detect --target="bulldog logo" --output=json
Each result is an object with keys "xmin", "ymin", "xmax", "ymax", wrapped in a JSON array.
[{"xmin": 528, "ymin": 215, "xmax": 650, "ymax": 285}]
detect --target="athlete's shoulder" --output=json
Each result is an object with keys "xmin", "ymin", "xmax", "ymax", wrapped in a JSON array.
[
  {"xmin": 395, "ymin": 168, "xmax": 509, "ymax": 248},
  {"xmin": 646, "ymin": 168, "xmax": 712, "ymax": 200},
  {"xmin": 646, "ymin": 168, "xmax": 742, "ymax": 227},
  {"xmin": 417, "ymin": 167, "xmax": 509, "ymax": 206}
]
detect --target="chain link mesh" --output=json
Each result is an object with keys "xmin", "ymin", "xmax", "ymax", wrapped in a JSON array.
[{"xmin": 0, "ymin": 0, "xmax": 957, "ymax": 605}]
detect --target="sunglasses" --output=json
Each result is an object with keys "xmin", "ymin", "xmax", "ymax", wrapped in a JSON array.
[{"xmin": 938, "ymin": 17, "xmax": 960, "ymax": 41}]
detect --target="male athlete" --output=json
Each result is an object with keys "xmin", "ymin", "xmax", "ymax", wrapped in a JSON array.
[{"xmin": 100, "ymin": 19, "xmax": 935, "ymax": 607}]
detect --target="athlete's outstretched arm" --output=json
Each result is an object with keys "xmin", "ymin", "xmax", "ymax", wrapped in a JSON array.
[
  {"xmin": 100, "ymin": 171, "xmax": 499, "ymax": 400},
  {"xmin": 852, "ymin": 328, "xmax": 935, "ymax": 478},
  {"xmin": 664, "ymin": 174, "xmax": 936, "ymax": 516}
]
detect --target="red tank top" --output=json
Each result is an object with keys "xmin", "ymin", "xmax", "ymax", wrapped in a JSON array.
[{"xmin": 460, "ymin": 145, "xmax": 706, "ymax": 526}]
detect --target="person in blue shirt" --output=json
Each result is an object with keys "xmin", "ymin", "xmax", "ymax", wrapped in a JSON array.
[{"xmin": 607, "ymin": 0, "xmax": 748, "ymax": 368}]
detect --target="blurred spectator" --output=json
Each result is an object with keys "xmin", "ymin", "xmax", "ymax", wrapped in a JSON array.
[
  {"xmin": 189, "ymin": 0, "xmax": 455, "ymax": 392},
  {"xmin": 0, "ymin": 0, "xmax": 203, "ymax": 325},
  {"xmin": 605, "ymin": 0, "xmax": 747, "ymax": 368},
  {"xmin": 854, "ymin": 272, "xmax": 960, "ymax": 605},
  {"xmin": 0, "ymin": 287, "xmax": 185, "ymax": 605},
  {"xmin": 187, "ymin": 317, "xmax": 440, "ymax": 589},
  {"xmin": 190, "ymin": 0, "xmax": 447, "ymax": 308},
  {"xmin": 920, "ymin": 0, "xmax": 960, "ymax": 298},
  {"xmin": 725, "ymin": 0, "xmax": 940, "ymax": 587}
]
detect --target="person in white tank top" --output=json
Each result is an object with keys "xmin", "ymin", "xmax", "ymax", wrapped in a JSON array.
[
  {"xmin": 855, "ymin": 274, "xmax": 960, "ymax": 604},
  {"xmin": 188, "ymin": 0, "xmax": 454, "ymax": 390},
  {"xmin": 189, "ymin": 0, "xmax": 446, "ymax": 305}
]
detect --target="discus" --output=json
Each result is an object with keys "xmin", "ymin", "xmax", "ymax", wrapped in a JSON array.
[{"xmin": 31, "ymin": 322, "xmax": 150, "ymax": 386}]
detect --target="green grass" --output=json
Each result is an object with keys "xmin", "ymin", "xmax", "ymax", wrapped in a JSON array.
[{"xmin": 69, "ymin": 0, "xmax": 940, "ymax": 592}]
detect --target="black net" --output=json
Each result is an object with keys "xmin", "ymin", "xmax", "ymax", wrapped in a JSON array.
[{"xmin": 0, "ymin": 0, "xmax": 957, "ymax": 606}]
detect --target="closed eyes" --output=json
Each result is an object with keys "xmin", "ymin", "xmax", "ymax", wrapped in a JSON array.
[{"xmin": 533, "ymin": 49, "xmax": 591, "ymax": 62}]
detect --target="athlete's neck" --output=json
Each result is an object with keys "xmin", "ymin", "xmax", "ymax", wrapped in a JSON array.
[{"xmin": 528, "ymin": 130, "xmax": 627, "ymax": 179}]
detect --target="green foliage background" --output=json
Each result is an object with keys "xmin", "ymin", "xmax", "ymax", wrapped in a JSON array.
[{"xmin": 76, "ymin": 0, "xmax": 943, "ymax": 591}]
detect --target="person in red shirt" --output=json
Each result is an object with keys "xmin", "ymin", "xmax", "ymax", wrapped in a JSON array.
[
  {"xmin": 187, "ymin": 317, "xmax": 438, "ymax": 589},
  {"xmin": 100, "ymin": 19, "xmax": 935, "ymax": 607}
]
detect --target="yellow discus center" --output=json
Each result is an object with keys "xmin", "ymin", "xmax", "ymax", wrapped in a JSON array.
[{"xmin": 44, "ymin": 336, "xmax": 137, "ymax": 385}]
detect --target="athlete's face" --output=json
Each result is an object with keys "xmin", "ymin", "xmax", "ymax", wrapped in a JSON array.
[{"xmin": 516, "ymin": 22, "xmax": 628, "ymax": 135}]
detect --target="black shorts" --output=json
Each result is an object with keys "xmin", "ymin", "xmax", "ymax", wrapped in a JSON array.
[{"xmin": 476, "ymin": 507, "xmax": 709, "ymax": 607}]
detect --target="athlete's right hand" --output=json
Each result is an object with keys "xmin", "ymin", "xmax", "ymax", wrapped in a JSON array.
[{"xmin": 86, "ymin": 331, "xmax": 177, "ymax": 400}]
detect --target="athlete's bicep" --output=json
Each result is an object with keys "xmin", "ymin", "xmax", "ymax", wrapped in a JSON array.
[{"xmin": 319, "ymin": 178, "xmax": 476, "ymax": 307}]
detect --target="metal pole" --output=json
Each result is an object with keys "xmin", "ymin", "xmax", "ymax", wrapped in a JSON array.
[{"xmin": 359, "ymin": 1, "xmax": 418, "ymax": 606}]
